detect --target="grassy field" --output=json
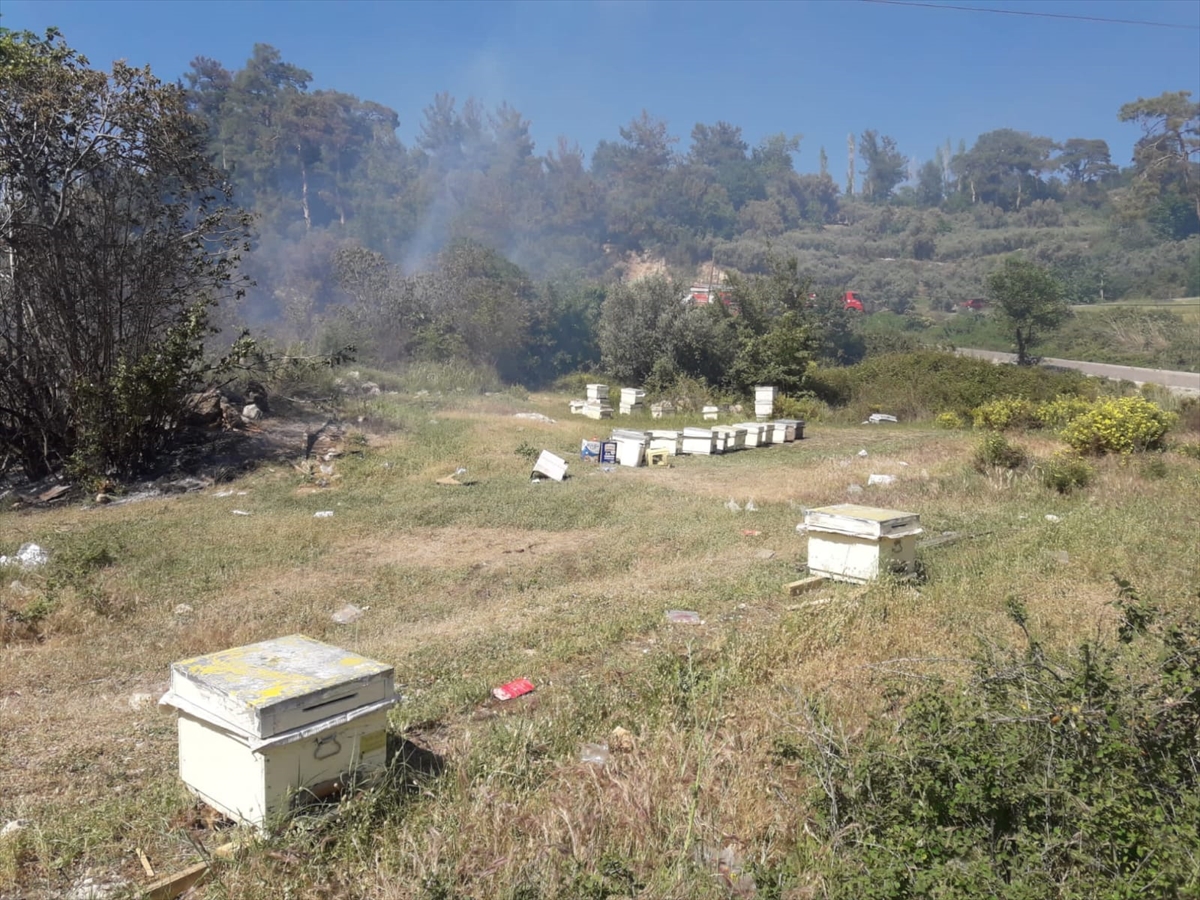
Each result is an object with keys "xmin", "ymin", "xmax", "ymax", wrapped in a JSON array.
[{"xmin": 2, "ymin": 386, "xmax": 1199, "ymax": 899}]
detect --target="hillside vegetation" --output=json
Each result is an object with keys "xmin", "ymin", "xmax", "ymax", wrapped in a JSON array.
[{"xmin": 2, "ymin": 376, "xmax": 1198, "ymax": 899}]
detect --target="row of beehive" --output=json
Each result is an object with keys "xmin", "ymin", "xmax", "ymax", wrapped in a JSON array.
[
  {"xmin": 570, "ymin": 385, "xmax": 776, "ymax": 421},
  {"xmin": 605, "ymin": 418, "xmax": 804, "ymax": 467}
]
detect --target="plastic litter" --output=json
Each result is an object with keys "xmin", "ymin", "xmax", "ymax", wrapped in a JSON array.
[
  {"xmin": 744, "ymin": 499, "xmax": 758, "ymax": 511},
  {"xmin": 232, "ymin": 510, "xmax": 251, "ymax": 516},
  {"xmin": 666, "ymin": 610, "xmax": 703, "ymax": 625},
  {"xmin": 580, "ymin": 742, "xmax": 610, "ymax": 766},
  {"xmin": 847, "ymin": 484, "xmax": 864, "ymax": 495},
  {"xmin": 1045, "ymin": 514, "xmax": 1061, "ymax": 523},
  {"xmin": 725, "ymin": 498, "xmax": 742, "ymax": 512},
  {"xmin": 867, "ymin": 474, "xmax": 896, "ymax": 486},
  {"xmin": 858, "ymin": 449, "xmax": 869, "ymax": 457},
  {"xmin": 313, "ymin": 510, "xmax": 334, "ymax": 518},
  {"xmin": 867, "ymin": 414, "xmax": 898, "ymax": 424},
  {"xmin": 492, "ymin": 678, "xmax": 535, "ymax": 701},
  {"xmin": 0, "ymin": 543, "xmax": 49, "ymax": 569},
  {"xmin": 741, "ymin": 530, "xmax": 762, "ymax": 536}
]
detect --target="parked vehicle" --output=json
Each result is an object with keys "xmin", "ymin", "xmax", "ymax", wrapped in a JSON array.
[{"xmin": 809, "ymin": 290, "xmax": 867, "ymax": 312}]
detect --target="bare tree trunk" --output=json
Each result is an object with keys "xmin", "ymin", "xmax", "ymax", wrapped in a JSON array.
[{"xmin": 299, "ymin": 150, "xmax": 311, "ymax": 231}]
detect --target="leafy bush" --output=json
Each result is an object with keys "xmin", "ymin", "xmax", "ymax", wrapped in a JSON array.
[
  {"xmin": 935, "ymin": 411, "xmax": 966, "ymax": 429},
  {"xmin": 1035, "ymin": 394, "xmax": 1095, "ymax": 430},
  {"xmin": 973, "ymin": 433, "xmax": 1026, "ymax": 471},
  {"xmin": 1060, "ymin": 396, "xmax": 1178, "ymax": 455},
  {"xmin": 800, "ymin": 587, "xmax": 1200, "ymax": 900},
  {"xmin": 1038, "ymin": 451, "xmax": 1094, "ymax": 493},
  {"xmin": 807, "ymin": 351, "xmax": 1090, "ymax": 421},
  {"xmin": 775, "ymin": 392, "xmax": 828, "ymax": 421},
  {"xmin": 1176, "ymin": 441, "xmax": 1200, "ymax": 461},
  {"xmin": 971, "ymin": 397, "xmax": 1039, "ymax": 431}
]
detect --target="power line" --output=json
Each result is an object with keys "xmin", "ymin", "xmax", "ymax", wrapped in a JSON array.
[{"xmin": 860, "ymin": 0, "xmax": 1200, "ymax": 31}]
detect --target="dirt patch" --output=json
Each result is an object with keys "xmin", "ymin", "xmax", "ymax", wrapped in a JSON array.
[{"xmin": 369, "ymin": 527, "xmax": 604, "ymax": 569}]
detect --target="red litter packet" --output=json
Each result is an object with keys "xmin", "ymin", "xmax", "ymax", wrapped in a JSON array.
[{"xmin": 492, "ymin": 678, "xmax": 535, "ymax": 701}]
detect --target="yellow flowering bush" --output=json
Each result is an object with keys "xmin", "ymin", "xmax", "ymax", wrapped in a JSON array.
[
  {"xmin": 935, "ymin": 411, "xmax": 966, "ymax": 430},
  {"xmin": 1035, "ymin": 395, "xmax": 1095, "ymax": 431},
  {"xmin": 972, "ymin": 397, "xmax": 1039, "ymax": 431},
  {"xmin": 1060, "ymin": 396, "xmax": 1177, "ymax": 455}
]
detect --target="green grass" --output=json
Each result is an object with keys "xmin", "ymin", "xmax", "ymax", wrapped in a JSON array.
[{"xmin": 2, "ymin": 388, "xmax": 1199, "ymax": 899}]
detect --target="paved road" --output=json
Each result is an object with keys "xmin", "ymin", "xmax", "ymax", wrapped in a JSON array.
[{"xmin": 957, "ymin": 348, "xmax": 1200, "ymax": 395}]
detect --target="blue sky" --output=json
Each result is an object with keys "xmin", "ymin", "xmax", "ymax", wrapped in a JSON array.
[{"xmin": 3, "ymin": 0, "xmax": 1198, "ymax": 175}]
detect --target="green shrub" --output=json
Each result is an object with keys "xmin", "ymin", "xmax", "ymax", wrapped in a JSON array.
[
  {"xmin": 973, "ymin": 432, "xmax": 1027, "ymax": 471},
  {"xmin": 799, "ymin": 587, "xmax": 1200, "ymax": 900},
  {"xmin": 1060, "ymin": 396, "xmax": 1178, "ymax": 455},
  {"xmin": 972, "ymin": 397, "xmax": 1039, "ymax": 431},
  {"xmin": 1035, "ymin": 395, "xmax": 1095, "ymax": 430},
  {"xmin": 806, "ymin": 351, "xmax": 1091, "ymax": 421},
  {"xmin": 935, "ymin": 411, "xmax": 966, "ymax": 430},
  {"xmin": 1039, "ymin": 451, "xmax": 1094, "ymax": 493},
  {"xmin": 1176, "ymin": 441, "xmax": 1200, "ymax": 461},
  {"xmin": 775, "ymin": 393, "xmax": 828, "ymax": 421}
]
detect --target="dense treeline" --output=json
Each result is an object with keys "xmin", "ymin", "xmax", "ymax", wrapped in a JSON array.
[
  {"xmin": 2, "ymin": 29, "xmax": 1197, "ymax": 477},
  {"xmin": 180, "ymin": 45, "xmax": 1200, "ymax": 381}
]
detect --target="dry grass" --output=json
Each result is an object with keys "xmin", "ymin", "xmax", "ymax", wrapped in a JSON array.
[{"xmin": 2, "ymin": 393, "xmax": 1199, "ymax": 899}]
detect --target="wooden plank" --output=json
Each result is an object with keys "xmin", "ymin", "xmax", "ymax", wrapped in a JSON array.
[
  {"xmin": 140, "ymin": 842, "xmax": 237, "ymax": 900},
  {"xmin": 783, "ymin": 575, "xmax": 827, "ymax": 597},
  {"xmin": 141, "ymin": 861, "xmax": 209, "ymax": 900},
  {"xmin": 136, "ymin": 847, "xmax": 155, "ymax": 878}
]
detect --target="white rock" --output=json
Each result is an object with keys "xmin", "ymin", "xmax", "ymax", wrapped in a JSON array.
[
  {"xmin": 332, "ymin": 603, "xmax": 365, "ymax": 625},
  {"xmin": 173, "ymin": 603, "xmax": 194, "ymax": 617},
  {"xmin": 1045, "ymin": 514, "xmax": 1061, "ymax": 523},
  {"xmin": 867, "ymin": 474, "xmax": 896, "ymax": 486},
  {"xmin": 0, "ymin": 543, "xmax": 49, "ymax": 569},
  {"xmin": 242, "ymin": 404, "xmax": 263, "ymax": 421},
  {"xmin": 1, "ymin": 820, "xmax": 27, "ymax": 839}
]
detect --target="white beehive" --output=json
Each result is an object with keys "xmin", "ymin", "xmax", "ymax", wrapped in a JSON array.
[
  {"xmin": 681, "ymin": 426, "xmax": 716, "ymax": 455},
  {"xmin": 713, "ymin": 426, "xmax": 746, "ymax": 451},
  {"xmin": 733, "ymin": 422, "xmax": 766, "ymax": 447},
  {"xmin": 611, "ymin": 429, "xmax": 648, "ymax": 467},
  {"xmin": 773, "ymin": 420, "xmax": 797, "ymax": 442},
  {"xmin": 776, "ymin": 418, "xmax": 805, "ymax": 440},
  {"xmin": 159, "ymin": 635, "xmax": 397, "ymax": 830},
  {"xmin": 648, "ymin": 429, "xmax": 682, "ymax": 455},
  {"xmin": 804, "ymin": 504, "xmax": 923, "ymax": 583}
]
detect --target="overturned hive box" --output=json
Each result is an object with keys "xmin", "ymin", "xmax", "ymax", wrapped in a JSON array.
[
  {"xmin": 804, "ymin": 504, "xmax": 923, "ymax": 583},
  {"xmin": 159, "ymin": 635, "xmax": 397, "ymax": 830}
]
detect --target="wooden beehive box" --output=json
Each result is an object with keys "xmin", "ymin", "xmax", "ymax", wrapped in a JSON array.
[
  {"xmin": 804, "ymin": 504, "xmax": 923, "ymax": 583},
  {"xmin": 159, "ymin": 635, "xmax": 396, "ymax": 829}
]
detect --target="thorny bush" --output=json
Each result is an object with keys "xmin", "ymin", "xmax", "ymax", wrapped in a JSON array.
[{"xmin": 796, "ymin": 581, "xmax": 1200, "ymax": 900}]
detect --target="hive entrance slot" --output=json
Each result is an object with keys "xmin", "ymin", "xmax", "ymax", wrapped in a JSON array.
[{"xmin": 302, "ymin": 693, "xmax": 357, "ymax": 712}]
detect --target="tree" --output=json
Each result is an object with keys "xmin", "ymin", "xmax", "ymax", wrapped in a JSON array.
[
  {"xmin": 1057, "ymin": 138, "xmax": 1117, "ymax": 186},
  {"xmin": 859, "ymin": 130, "xmax": 907, "ymax": 202},
  {"xmin": 953, "ymin": 129, "xmax": 1056, "ymax": 210},
  {"xmin": 0, "ymin": 27, "xmax": 252, "ymax": 476},
  {"xmin": 1118, "ymin": 90, "xmax": 1200, "ymax": 224},
  {"xmin": 915, "ymin": 158, "xmax": 945, "ymax": 207},
  {"xmin": 985, "ymin": 257, "xmax": 1068, "ymax": 365}
]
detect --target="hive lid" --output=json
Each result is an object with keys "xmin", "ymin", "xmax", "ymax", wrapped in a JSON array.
[
  {"xmin": 162, "ymin": 634, "xmax": 395, "ymax": 740},
  {"xmin": 804, "ymin": 504, "xmax": 921, "ymax": 538}
]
